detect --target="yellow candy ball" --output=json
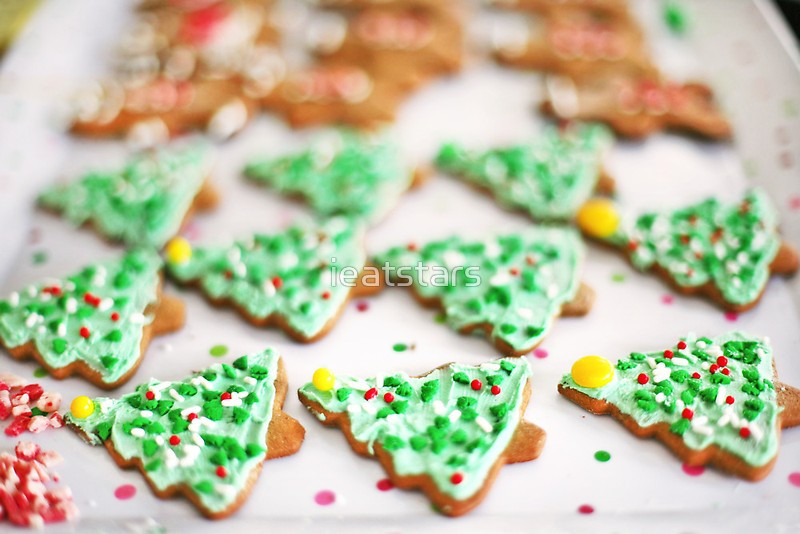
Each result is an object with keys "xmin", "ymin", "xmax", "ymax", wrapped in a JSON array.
[
  {"xmin": 312, "ymin": 368, "xmax": 335, "ymax": 392},
  {"xmin": 165, "ymin": 237, "xmax": 192, "ymax": 264},
  {"xmin": 571, "ymin": 356, "xmax": 614, "ymax": 388},
  {"xmin": 576, "ymin": 198, "xmax": 620, "ymax": 239},
  {"xmin": 70, "ymin": 396, "xmax": 95, "ymax": 419}
]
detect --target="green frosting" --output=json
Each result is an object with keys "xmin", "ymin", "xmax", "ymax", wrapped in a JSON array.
[
  {"xmin": 436, "ymin": 123, "xmax": 612, "ymax": 221},
  {"xmin": 0, "ymin": 250, "xmax": 162, "ymax": 385},
  {"xmin": 39, "ymin": 144, "xmax": 213, "ymax": 248},
  {"xmin": 244, "ymin": 131, "xmax": 414, "ymax": 224},
  {"xmin": 606, "ymin": 189, "xmax": 781, "ymax": 306},
  {"xmin": 560, "ymin": 332, "xmax": 781, "ymax": 467},
  {"xmin": 166, "ymin": 217, "xmax": 365, "ymax": 339},
  {"xmin": 299, "ymin": 358, "xmax": 530, "ymax": 501},
  {"xmin": 66, "ymin": 349, "xmax": 280, "ymax": 514},
  {"xmin": 373, "ymin": 227, "xmax": 584, "ymax": 352}
]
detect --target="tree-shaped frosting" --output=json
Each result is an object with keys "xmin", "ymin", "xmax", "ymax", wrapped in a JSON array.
[
  {"xmin": 299, "ymin": 359, "xmax": 530, "ymax": 503},
  {"xmin": 436, "ymin": 123, "xmax": 612, "ymax": 221},
  {"xmin": 605, "ymin": 189, "xmax": 782, "ymax": 307},
  {"xmin": 166, "ymin": 217, "xmax": 365, "ymax": 339},
  {"xmin": 561, "ymin": 332, "xmax": 781, "ymax": 467},
  {"xmin": 0, "ymin": 250, "xmax": 163, "ymax": 386},
  {"xmin": 66, "ymin": 349, "xmax": 281, "ymax": 516},
  {"xmin": 39, "ymin": 145, "xmax": 213, "ymax": 248},
  {"xmin": 244, "ymin": 131, "xmax": 414, "ymax": 224},
  {"xmin": 373, "ymin": 227, "xmax": 584, "ymax": 353}
]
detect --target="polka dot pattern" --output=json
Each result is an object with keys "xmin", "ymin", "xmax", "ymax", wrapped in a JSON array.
[
  {"xmin": 314, "ymin": 490, "xmax": 336, "ymax": 506},
  {"xmin": 114, "ymin": 484, "xmax": 136, "ymax": 500},
  {"xmin": 209, "ymin": 344, "xmax": 228, "ymax": 357}
]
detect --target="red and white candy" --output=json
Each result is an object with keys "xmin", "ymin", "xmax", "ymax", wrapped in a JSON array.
[{"xmin": 0, "ymin": 374, "xmax": 64, "ymax": 437}]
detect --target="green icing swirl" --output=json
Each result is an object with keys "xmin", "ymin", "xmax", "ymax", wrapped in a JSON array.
[
  {"xmin": 373, "ymin": 227, "xmax": 584, "ymax": 352},
  {"xmin": 66, "ymin": 349, "xmax": 279, "ymax": 514},
  {"xmin": 166, "ymin": 217, "xmax": 365, "ymax": 339},
  {"xmin": 0, "ymin": 250, "xmax": 162, "ymax": 385},
  {"xmin": 560, "ymin": 332, "xmax": 781, "ymax": 467},
  {"xmin": 299, "ymin": 358, "xmax": 530, "ymax": 501},
  {"xmin": 436, "ymin": 123, "xmax": 612, "ymax": 221},
  {"xmin": 606, "ymin": 189, "xmax": 781, "ymax": 306},
  {"xmin": 39, "ymin": 144, "xmax": 213, "ymax": 248},
  {"xmin": 244, "ymin": 131, "xmax": 413, "ymax": 224}
]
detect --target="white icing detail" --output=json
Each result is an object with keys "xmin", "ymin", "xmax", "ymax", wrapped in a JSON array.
[
  {"xmin": 432, "ymin": 400, "xmax": 446, "ymax": 415},
  {"xmin": 9, "ymin": 292, "xmax": 19, "ymax": 307},
  {"xmin": 244, "ymin": 377, "xmax": 257, "ymax": 386},
  {"xmin": 208, "ymin": 98, "xmax": 249, "ymax": 140},
  {"xmin": 169, "ymin": 389, "xmax": 185, "ymax": 403},
  {"xmin": 130, "ymin": 428, "xmax": 145, "ymax": 438},
  {"xmin": 475, "ymin": 416, "xmax": 493, "ymax": 433},
  {"xmin": 646, "ymin": 357, "xmax": 657, "ymax": 369},
  {"xmin": 545, "ymin": 75, "xmax": 580, "ymax": 118},
  {"xmin": 671, "ymin": 357, "xmax": 689, "ymax": 366},
  {"xmin": 140, "ymin": 410, "xmax": 153, "ymax": 418},
  {"xmin": 655, "ymin": 392, "xmax": 666, "ymax": 403},
  {"xmin": 65, "ymin": 298, "xmax": 78, "ymax": 314},
  {"xmin": 192, "ymin": 433, "xmax": 205, "ymax": 447},
  {"xmin": 448, "ymin": 410, "xmax": 462, "ymax": 423},
  {"xmin": 127, "ymin": 118, "xmax": 170, "ymax": 149},
  {"xmin": 165, "ymin": 449, "xmax": 179, "ymax": 469}
]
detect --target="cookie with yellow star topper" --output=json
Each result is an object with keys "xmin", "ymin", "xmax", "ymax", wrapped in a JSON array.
[
  {"xmin": 559, "ymin": 332, "xmax": 800, "ymax": 481},
  {"xmin": 575, "ymin": 190, "xmax": 798, "ymax": 312}
]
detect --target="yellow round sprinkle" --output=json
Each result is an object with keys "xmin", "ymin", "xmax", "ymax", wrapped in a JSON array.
[
  {"xmin": 70, "ymin": 396, "xmax": 95, "ymax": 419},
  {"xmin": 312, "ymin": 368, "xmax": 335, "ymax": 392},
  {"xmin": 571, "ymin": 356, "xmax": 615, "ymax": 388},
  {"xmin": 165, "ymin": 237, "xmax": 192, "ymax": 264},
  {"xmin": 576, "ymin": 198, "xmax": 620, "ymax": 239}
]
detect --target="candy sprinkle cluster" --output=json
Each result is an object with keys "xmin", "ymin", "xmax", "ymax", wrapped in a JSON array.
[{"xmin": 0, "ymin": 374, "xmax": 63, "ymax": 436}]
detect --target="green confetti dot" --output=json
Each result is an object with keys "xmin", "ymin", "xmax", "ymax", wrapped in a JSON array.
[
  {"xmin": 611, "ymin": 273, "xmax": 625, "ymax": 283},
  {"xmin": 434, "ymin": 313, "xmax": 446, "ymax": 324},
  {"xmin": 594, "ymin": 450, "xmax": 611, "ymax": 462},
  {"xmin": 664, "ymin": 0, "xmax": 689, "ymax": 34},
  {"xmin": 32, "ymin": 251, "xmax": 48, "ymax": 265},
  {"xmin": 209, "ymin": 345, "xmax": 228, "ymax": 357},
  {"xmin": 33, "ymin": 367, "xmax": 48, "ymax": 378},
  {"xmin": 392, "ymin": 343, "xmax": 407, "ymax": 352}
]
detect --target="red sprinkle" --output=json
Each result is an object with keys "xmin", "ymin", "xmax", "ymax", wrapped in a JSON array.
[
  {"xmin": 677, "ymin": 341, "xmax": 687, "ymax": 350},
  {"xmin": 145, "ymin": 391, "xmax": 155, "ymax": 400},
  {"xmin": 187, "ymin": 413, "xmax": 198, "ymax": 421},
  {"xmin": 272, "ymin": 276, "xmax": 283, "ymax": 289},
  {"xmin": 682, "ymin": 408, "xmax": 694, "ymax": 420},
  {"xmin": 726, "ymin": 396, "xmax": 735, "ymax": 405},
  {"xmin": 470, "ymin": 379, "xmax": 482, "ymax": 391},
  {"xmin": 220, "ymin": 392, "xmax": 232, "ymax": 401},
  {"xmin": 721, "ymin": 368, "xmax": 731, "ymax": 376},
  {"xmin": 491, "ymin": 385, "xmax": 501, "ymax": 395},
  {"xmin": 709, "ymin": 364, "xmax": 719, "ymax": 374},
  {"xmin": 717, "ymin": 356, "xmax": 728, "ymax": 367},
  {"xmin": 169, "ymin": 435, "xmax": 181, "ymax": 446},
  {"xmin": 509, "ymin": 267, "xmax": 520, "ymax": 276},
  {"xmin": 406, "ymin": 243, "xmax": 417, "ymax": 251},
  {"xmin": 627, "ymin": 240, "xmax": 638, "ymax": 251},
  {"xmin": 321, "ymin": 291, "xmax": 331, "ymax": 300},
  {"xmin": 637, "ymin": 373, "xmax": 649, "ymax": 385},
  {"xmin": 216, "ymin": 466, "xmax": 227, "ymax": 478},
  {"xmin": 79, "ymin": 327, "xmax": 90, "ymax": 339},
  {"xmin": 110, "ymin": 312, "xmax": 120, "ymax": 322},
  {"xmin": 450, "ymin": 473, "xmax": 464, "ymax": 485},
  {"xmin": 525, "ymin": 256, "xmax": 536, "ymax": 266},
  {"xmin": 692, "ymin": 372, "xmax": 701, "ymax": 379},
  {"xmin": 383, "ymin": 392, "xmax": 395, "ymax": 403},
  {"xmin": 740, "ymin": 427, "xmax": 751, "ymax": 439},
  {"xmin": 83, "ymin": 293, "xmax": 100, "ymax": 307},
  {"xmin": 224, "ymin": 270, "xmax": 233, "ymax": 279},
  {"xmin": 664, "ymin": 350, "xmax": 674, "ymax": 359},
  {"xmin": 364, "ymin": 388, "xmax": 378, "ymax": 401}
]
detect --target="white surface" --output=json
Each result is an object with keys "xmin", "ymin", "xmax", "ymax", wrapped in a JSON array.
[{"xmin": 0, "ymin": 0, "xmax": 799, "ymax": 532}]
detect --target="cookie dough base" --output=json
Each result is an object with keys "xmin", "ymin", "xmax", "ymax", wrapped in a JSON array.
[
  {"xmin": 1, "ymin": 282, "xmax": 184, "ymax": 390},
  {"xmin": 69, "ymin": 358, "xmax": 305, "ymax": 519},
  {"xmin": 558, "ymin": 380, "xmax": 800, "ymax": 481}
]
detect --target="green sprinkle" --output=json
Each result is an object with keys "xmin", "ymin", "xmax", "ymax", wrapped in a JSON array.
[
  {"xmin": 209, "ymin": 345, "xmax": 228, "ymax": 357},
  {"xmin": 382, "ymin": 435, "xmax": 405, "ymax": 451},
  {"xmin": 336, "ymin": 388, "xmax": 351, "ymax": 402},
  {"xmin": 392, "ymin": 343, "xmax": 407, "ymax": 352},
  {"xmin": 594, "ymin": 450, "xmax": 611, "ymax": 462},
  {"xmin": 611, "ymin": 273, "xmax": 625, "ymax": 283},
  {"xmin": 221, "ymin": 364, "xmax": 236, "ymax": 379},
  {"xmin": 33, "ymin": 367, "xmax": 48, "ymax": 378},
  {"xmin": 52, "ymin": 338, "xmax": 67, "ymax": 355},
  {"xmin": 232, "ymin": 355, "xmax": 248, "ymax": 370},
  {"xmin": 376, "ymin": 407, "xmax": 394, "ymax": 419},
  {"xmin": 195, "ymin": 481, "xmax": 214, "ymax": 495},
  {"xmin": 104, "ymin": 329, "xmax": 122, "ymax": 342}
]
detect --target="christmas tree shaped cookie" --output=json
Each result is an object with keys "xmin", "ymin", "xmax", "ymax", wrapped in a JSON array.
[
  {"xmin": 436, "ymin": 123, "xmax": 614, "ymax": 222},
  {"xmin": 373, "ymin": 227, "xmax": 593, "ymax": 355},
  {"xmin": 299, "ymin": 359, "xmax": 545, "ymax": 516},
  {"xmin": 39, "ymin": 144, "xmax": 218, "ymax": 248},
  {"xmin": 66, "ymin": 349, "xmax": 304, "ymax": 519},
  {"xmin": 559, "ymin": 332, "xmax": 800, "ymax": 480},
  {"xmin": 165, "ymin": 217, "xmax": 374, "ymax": 342},
  {"xmin": 0, "ymin": 250, "xmax": 184, "ymax": 389},
  {"xmin": 576, "ymin": 189, "xmax": 800, "ymax": 311},
  {"xmin": 244, "ymin": 131, "xmax": 425, "ymax": 224}
]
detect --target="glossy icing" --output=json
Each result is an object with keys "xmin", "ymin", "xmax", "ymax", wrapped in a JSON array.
[
  {"xmin": 0, "ymin": 250, "xmax": 162, "ymax": 385},
  {"xmin": 166, "ymin": 217, "xmax": 365, "ymax": 338},
  {"xmin": 66, "ymin": 349, "xmax": 280, "ymax": 514},
  {"xmin": 299, "ymin": 358, "xmax": 530, "ymax": 501},
  {"xmin": 373, "ymin": 227, "xmax": 584, "ymax": 352},
  {"xmin": 561, "ymin": 332, "xmax": 781, "ymax": 467},
  {"xmin": 39, "ymin": 145, "xmax": 213, "ymax": 248},
  {"xmin": 436, "ymin": 123, "xmax": 612, "ymax": 221}
]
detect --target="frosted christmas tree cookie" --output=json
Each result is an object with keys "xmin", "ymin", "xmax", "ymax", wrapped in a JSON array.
[
  {"xmin": 575, "ymin": 189, "xmax": 799, "ymax": 311},
  {"xmin": 66, "ymin": 348, "xmax": 304, "ymax": 519},
  {"xmin": 299, "ymin": 359, "xmax": 545, "ymax": 516},
  {"xmin": 373, "ymin": 227, "xmax": 593, "ymax": 355},
  {"xmin": 559, "ymin": 332, "xmax": 800, "ymax": 480},
  {"xmin": 0, "ymin": 250, "xmax": 184, "ymax": 389}
]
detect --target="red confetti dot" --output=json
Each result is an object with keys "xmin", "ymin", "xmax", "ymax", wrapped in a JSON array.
[
  {"xmin": 509, "ymin": 267, "xmax": 519, "ymax": 276},
  {"xmin": 111, "ymin": 312, "xmax": 120, "ymax": 321},
  {"xmin": 740, "ymin": 427, "xmax": 751, "ymax": 439},
  {"xmin": 709, "ymin": 364, "xmax": 719, "ymax": 374},
  {"xmin": 533, "ymin": 348, "xmax": 548, "ymax": 359},
  {"xmin": 321, "ymin": 291, "xmax": 331, "ymax": 300},
  {"xmin": 450, "ymin": 473, "xmax": 463, "ymax": 485},
  {"xmin": 682, "ymin": 408, "xmax": 694, "ymax": 420},
  {"xmin": 661, "ymin": 294, "xmax": 674, "ymax": 305},
  {"xmin": 692, "ymin": 372, "xmax": 701, "ymax": 379},
  {"xmin": 525, "ymin": 256, "xmax": 536, "ymax": 266},
  {"xmin": 788, "ymin": 472, "xmax": 800, "ymax": 487},
  {"xmin": 314, "ymin": 490, "xmax": 336, "ymax": 506},
  {"xmin": 664, "ymin": 350, "xmax": 674, "ymax": 359},
  {"xmin": 224, "ymin": 270, "xmax": 233, "ymax": 279},
  {"xmin": 355, "ymin": 301, "xmax": 369, "ymax": 312},
  {"xmin": 682, "ymin": 464, "xmax": 705, "ymax": 477},
  {"xmin": 376, "ymin": 478, "xmax": 394, "ymax": 491},
  {"xmin": 721, "ymin": 368, "xmax": 731, "ymax": 376},
  {"xmin": 724, "ymin": 312, "xmax": 739, "ymax": 322},
  {"xmin": 627, "ymin": 241, "xmax": 638, "ymax": 251},
  {"xmin": 383, "ymin": 392, "xmax": 395, "ymax": 403},
  {"xmin": 726, "ymin": 396, "xmax": 735, "ymax": 405},
  {"xmin": 272, "ymin": 276, "xmax": 283, "ymax": 289},
  {"xmin": 406, "ymin": 243, "xmax": 417, "ymax": 251},
  {"xmin": 470, "ymin": 380, "xmax": 482, "ymax": 391},
  {"xmin": 491, "ymin": 385, "xmax": 501, "ymax": 395},
  {"xmin": 677, "ymin": 341, "xmax": 687, "ymax": 350},
  {"xmin": 717, "ymin": 356, "xmax": 728, "ymax": 367},
  {"xmin": 169, "ymin": 435, "xmax": 181, "ymax": 446},
  {"xmin": 220, "ymin": 392, "xmax": 232, "ymax": 401},
  {"xmin": 216, "ymin": 466, "xmax": 227, "ymax": 478},
  {"xmin": 79, "ymin": 327, "xmax": 90, "ymax": 339},
  {"xmin": 637, "ymin": 373, "xmax": 649, "ymax": 385},
  {"xmin": 114, "ymin": 484, "xmax": 137, "ymax": 500},
  {"xmin": 145, "ymin": 391, "xmax": 155, "ymax": 400},
  {"xmin": 578, "ymin": 504, "xmax": 595, "ymax": 515},
  {"xmin": 187, "ymin": 413, "xmax": 198, "ymax": 421},
  {"xmin": 364, "ymin": 388, "xmax": 378, "ymax": 400}
]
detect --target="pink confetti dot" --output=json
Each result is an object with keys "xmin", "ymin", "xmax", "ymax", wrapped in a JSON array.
[
  {"xmin": 355, "ymin": 301, "xmax": 369, "ymax": 312},
  {"xmin": 114, "ymin": 484, "xmax": 137, "ymax": 500},
  {"xmin": 314, "ymin": 490, "xmax": 336, "ymax": 506},
  {"xmin": 376, "ymin": 478, "xmax": 394, "ymax": 491},
  {"xmin": 779, "ymin": 151, "xmax": 794, "ymax": 169},
  {"xmin": 533, "ymin": 348, "xmax": 548, "ymax": 359},
  {"xmin": 661, "ymin": 294, "xmax": 674, "ymax": 305},
  {"xmin": 682, "ymin": 464, "xmax": 705, "ymax": 477},
  {"xmin": 788, "ymin": 472, "xmax": 800, "ymax": 487},
  {"xmin": 790, "ymin": 196, "xmax": 800, "ymax": 211},
  {"xmin": 724, "ymin": 312, "xmax": 738, "ymax": 322},
  {"xmin": 578, "ymin": 504, "xmax": 594, "ymax": 514}
]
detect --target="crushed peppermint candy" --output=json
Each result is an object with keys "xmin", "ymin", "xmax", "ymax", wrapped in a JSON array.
[{"xmin": 0, "ymin": 374, "xmax": 64, "ymax": 437}]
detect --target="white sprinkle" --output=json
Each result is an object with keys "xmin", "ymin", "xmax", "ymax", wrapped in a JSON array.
[
  {"xmin": 706, "ymin": 345, "xmax": 723, "ymax": 358},
  {"xmin": 189, "ymin": 421, "xmax": 202, "ymax": 433},
  {"xmin": 165, "ymin": 449, "xmax": 179, "ymax": 469},
  {"xmin": 262, "ymin": 280, "xmax": 276, "ymax": 297},
  {"xmin": 100, "ymin": 400, "xmax": 114, "ymax": 413},
  {"xmin": 191, "ymin": 377, "xmax": 213, "ymax": 389},
  {"xmin": 692, "ymin": 415, "xmax": 709, "ymax": 427},
  {"xmin": 37, "ymin": 325, "xmax": 46, "ymax": 334},
  {"xmin": 701, "ymin": 362, "xmax": 710, "ymax": 370},
  {"xmin": 316, "ymin": 412, "xmax": 327, "ymax": 421},
  {"xmin": 715, "ymin": 386, "xmax": 726, "ymax": 405},
  {"xmin": 25, "ymin": 313, "xmax": 41, "ymax": 328},
  {"xmin": 169, "ymin": 389, "xmax": 185, "ymax": 402},
  {"xmin": 490, "ymin": 272, "xmax": 511, "ymax": 286},
  {"xmin": 672, "ymin": 358, "xmax": 689, "ymax": 366},
  {"xmin": 9, "ymin": 292, "xmax": 19, "ymax": 306},
  {"xmin": 693, "ymin": 424, "xmax": 713, "ymax": 436},
  {"xmin": 129, "ymin": 313, "xmax": 146, "ymax": 324},
  {"xmin": 192, "ymin": 433, "xmax": 205, "ymax": 447},
  {"xmin": 516, "ymin": 308, "xmax": 534, "ymax": 320},
  {"xmin": 222, "ymin": 398, "xmax": 242, "ymax": 408},
  {"xmin": 676, "ymin": 399, "xmax": 685, "ymax": 411},
  {"xmin": 655, "ymin": 393, "xmax": 666, "ymax": 403},
  {"xmin": 56, "ymin": 323, "xmax": 66, "ymax": 337},
  {"xmin": 40, "ymin": 292, "xmax": 52, "ymax": 302},
  {"xmin": 130, "ymin": 428, "xmax": 145, "ymax": 438},
  {"xmin": 181, "ymin": 406, "xmax": 201, "ymax": 417},
  {"xmin": 140, "ymin": 410, "xmax": 153, "ymax": 417},
  {"xmin": 646, "ymin": 357, "xmax": 657, "ymax": 369},
  {"xmin": 216, "ymin": 484, "xmax": 237, "ymax": 500},
  {"xmin": 480, "ymin": 363, "xmax": 501, "ymax": 372},
  {"xmin": 749, "ymin": 424, "xmax": 764, "ymax": 441},
  {"xmin": 98, "ymin": 298, "xmax": 113, "ymax": 311},
  {"xmin": 199, "ymin": 417, "xmax": 215, "ymax": 428},
  {"xmin": 432, "ymin": 400, "xmax": 446, "ymax": 415},
  {"xmin": 696, "ymin": 339, "xmax": 707, "ymax": 348},
  {"xmin": 718, "ymin": 413, "xmax": 730, "ymax": 427},
  {"xmin": 448, "ymin": 410, "xmax": 462, "ymax": 423},
  {"xmin": 155, "ymin": 436, "xmax": 164, "ymax": 446},
  {"xmin": 244, "ymin": 377, "xmax": 257, "ymax": 386},
  {"xmin": 475, "ymin": 416, "xmax": 493, "ymax": 433},
  {"xmin": 26, "ymin": 286, "xmax": 37, "ymax": 298}
]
